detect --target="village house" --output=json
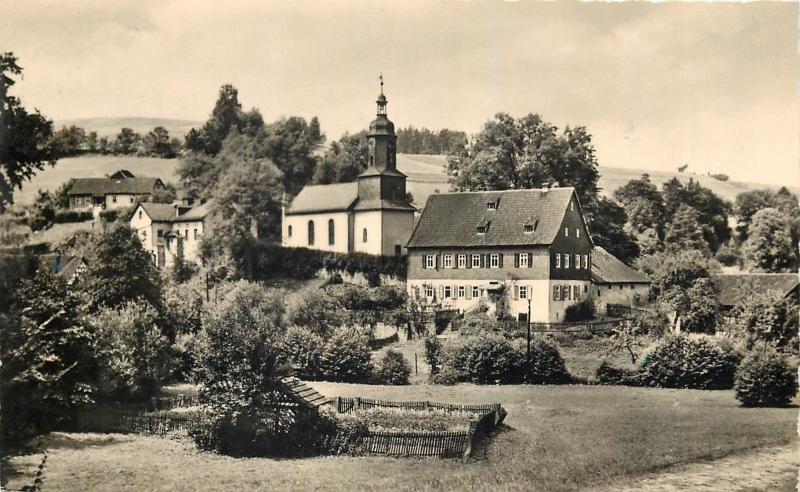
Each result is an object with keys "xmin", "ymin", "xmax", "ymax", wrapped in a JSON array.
[
  {"xmin": 282, "ymin": 84, "xmax": 416, "ymax": 256},
  {"xmin": 590, "ymin": 246, "xmax": 651, "ymax": 309},
  {"xmin": 129, "ymin": 200, "xmax": 213, "ymax": 268},
  {"xmin": 67, "ymin": 169, "xmax": 164, "ymax": 211},
  {"xmin": 405, "ymin": 186, "xmax": 594, "ymax": 323},
  {"xmin": 711, "ymin": 272, "xmax": 799, "ymax": 314}
]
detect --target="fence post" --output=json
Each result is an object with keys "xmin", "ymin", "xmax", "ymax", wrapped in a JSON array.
[
  {"xmin": 354, "ymin": 397, "xmax": 361, "ymax": 410},
  {"xmin": 335, "ymin": 397, "xmax": 341, "ymax": 413}
]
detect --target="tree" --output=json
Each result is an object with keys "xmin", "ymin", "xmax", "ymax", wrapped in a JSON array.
[
  {"xmin": 613, "ymin": 174, "xmax": 667, "ymax": 236},
  {"xmin": 143, "ymin": 126, "xmax": 176, "ymax": 158},
  {"xmin": 184, "ymin": 84, "xmax": 249, "ymax": 156},
  {"xmin": 735, "ymin": 188, "xmax": 800, "ymax": 243},
  {"xmin": 1, "ymin": 270, "xmax": 96, "ymax": 444},
  {"xmin": 213, "ymin": 157, "xmax": 284, "ymax": 240},
  {"xmin": 662, "ymin": 178, "xmax": 730, "ymax": 252},
  {"xmin": 79, "ymin": 225, "xmax": 162, "ymax": 312},
  {"xmin": 313, "ymin": 132, "xmax": 369, "ymax": 185},
  {"xmin": 51, "ymin": 125, "xmax": 87, "ymax": 156},
  {"xmin": 664, "ymin": 204, "xmax": 709, "ymax": 253},
  {"xmin": 742, "ymin": 208, "xmax": 795, "ymax": 272},
  {"xmin": 112, "ymin": 127, "xmax": 140, "ymax": 155},
  {"xmin": 148, "ymin": 181, "xmax": 177, "ymax": 203},
  {"xmin": 260, "ymin": 116, "xmax": 324, "ymax": 196},
  {"xmin": 585, "ymin": 196, "xmax": 640, "ymax": 264},
  {"xmin": 730, "ymin": 291, "xmax": 798, "ymax": 350},
  {"xmin": 85, "ymin": 131, "xmax": 99, "ymax": 153},
  {"xmin": 177, "ymin": 152, "xmax": 221, "ymax": 201},
  {"xmin": 0, "ymin": 52, "xmax": 57, "ymax": 211},
  {"xmin": 446, "ymin": 113, "xmax": 600, "ymax": 209},
  {"xmin": 396, "ymin": 126, "xmax": 467, "ymax": 154}
]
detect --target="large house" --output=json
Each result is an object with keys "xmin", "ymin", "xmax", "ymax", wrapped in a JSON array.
[
  {"xmin": 282, "ymin": 87, "xmax": 416, "ymax": 256},
  {"xmin": 67, "ymin": 169, "xmax": 164, "ymax": 211},
  {"xmin": 405, "ymin": 186, "xmax": 594, "ymax": 323},
  {"xmin": 129, "ymin": 200, "xmax": 214, "ymax": 268}
]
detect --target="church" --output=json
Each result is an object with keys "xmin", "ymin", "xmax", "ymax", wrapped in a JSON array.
[{"xmin": 282, "ymin": 82, "xmax": 416, "ymax": 256}]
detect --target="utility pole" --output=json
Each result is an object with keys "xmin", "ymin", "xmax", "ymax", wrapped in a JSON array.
[{"xmin": 526, "ymin": 298, "xmax": 532, "ymax": 382}]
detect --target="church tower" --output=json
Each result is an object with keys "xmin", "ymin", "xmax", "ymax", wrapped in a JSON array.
[{"xmin": 353, "ymin": 76, "xmax": 416, "ymax": 255}]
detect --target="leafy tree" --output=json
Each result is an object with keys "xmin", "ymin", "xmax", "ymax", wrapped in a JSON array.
[
  {"xmin": 112, "ymin": 127, "xmax": 140, "ymax": 155},
  {"xmin": 1, "ymin": 270, "xmax": 96, "ymax": 444},
  {"xmin": 148, "ymin": 181, "xmax": 177, "ymax": 203},
  {"xmin": 186, "ymin": 84, "xmax": 244, "ymax": 156},
  {"xmin": 446, "ymin": 113, "xmax": 600, "ymax": 208},
  {"xmin": 373, "ymin": 349, "xmax": 411, "ymax": 385},
  {"xmin": 742, "ymin": 208, "xmax": 795, "ymax": 272},
  {"xmin": 177, "ymin": 152, "xmax": 221, "ymax": 201},
  {"xmin": 730, "ymin": 291, "xmax": 798, "ymax": 350},
  {"xmin": 313, "ymin": 132, "xmax": 369, "ymax": 184},
  {"xmin": 734, "ymin": 347, "xmax": 798, "ymax": 407},
  {"xmin": 0, "ymin": 52, "xmax": 57, "ymax": 211},
  {"xmin": 662, "ymin": 178, "xmax": 730, "ymax": 252},
  {"xmin": 396, "ymin": 126, "xmax": 468, "ymax": 154},
  {"xmin": 664, "ymin": 204, "xmax": 709, "ymax": 253},
  {"xmin": 51, "ymin": 125, "xmax": 87, "ymax": 156},
  {"xmin": 585, "ymin": 196, "xmax": 640, "ymax": 264},
  {"xmin": 143, "ymin": 126, "xmax": 176, "ymax": 158},
  {"xmin": 85, "ymin": 131, "xmax": 99, "ymax": 153},
  {"xmin": 613, "ymin": 174, "xmax": 667, "ymax": 236},
  {"xmin": 734, "ymin": 188, "xmax": 800, "ymax": 245},
  {"xmin": 260, "ymin": 116, "xmax": 325, "ymax": 196},
  {"xmin": 639, "ymin": 249, "xmax": 714, "ymax": 299},
  {"xmin": 79, "ymin": 224, "xmax": 162, "ymax": 312}
]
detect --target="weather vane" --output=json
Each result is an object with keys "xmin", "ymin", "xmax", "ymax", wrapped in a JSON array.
[{"xmin": 379, "ymin": 73, "xmax": 384, "ymax": 94}]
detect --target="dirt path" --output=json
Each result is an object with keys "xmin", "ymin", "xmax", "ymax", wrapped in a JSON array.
[{"xmin": 595, "ymin": 443, "xmax": 798, "ymax": 491}]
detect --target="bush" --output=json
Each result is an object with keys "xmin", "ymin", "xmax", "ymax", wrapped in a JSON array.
[
  {"xmin": 281, "ymin": 326, "xmax": 324, "ymax": 379},
  {"xmin": 595, "ymin": 360, "xmax": 639, "ymax": 386},
  {"xmin": 373, "ymin": 350, "xmax": 411, "ymax": 385},
  {"xmin": 638, "ymin": 336, "xmax": 739, "ymax": 389},
  {"xmin": 564, "ymin": 299, "xmax": 595, "ymax": 322},
  {"xmin": 437, "ymin": 335, "xmax": 569, "ymax": 385},
  {"xmin": 734, "ymin": 348, "xmax": 798, "ymax": 407},
  {"xmin": 459, "ymin": 312, "xmax": 506, "ymax": 337},
  {"xmin": 335, "ymin": 407, "xmax": 478, "ymax": 433},
  {"xmin": 53, "ymin": 209, "xmax": 93, "ymax": 223},
  {"xmin": 424, "ymin": 336, "xmax": 443, "ymax": 375},
  {"xmin": 318, "ymin": 329, "xmax": 373, "ymax": 383}
]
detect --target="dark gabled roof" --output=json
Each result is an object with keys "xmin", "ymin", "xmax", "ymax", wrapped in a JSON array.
[
  {"xmin": 67, "ymin": 176, "xmax": 162, "ymax": 196},
  {"xmin": 591, "ymin": 246, "xmax": 651, "ymax": 284},
  {"xmin": 139, "ymin": 202, "xmax": 177, "ymax": 221},
  {"xmin": 173, "ymin": 200, "xmax": 214, "ymax": 222},
  {"xmin": 711, "ymin": 273, "xmax": 799, "ymax": 307},
  {"xmin": 406, "ymin": 187, "xmax": 576, "ymax": 248},
  {"xmin": 285, "ymin": 182, "xmax": 358, "ymax": 215}
]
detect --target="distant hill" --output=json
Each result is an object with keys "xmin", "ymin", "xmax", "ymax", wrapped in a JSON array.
[
  {"xmin": 10, "ymin": 153, "xmax": 799, "ymax": 208},
  {"xmin": 54, "ymin": 117, "xmax": 201, "ymax": 138}
]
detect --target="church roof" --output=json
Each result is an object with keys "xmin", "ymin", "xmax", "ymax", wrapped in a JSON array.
[
  {"xmin": 407, "ymin": 187, "xmax": 577, "ymax": 248},
  {"xmin": 591, "ymin": 246, "xmax": 651, "ymax": 284},
  {"xmin": 285, "ymin": 182, "xmax": 358, "ymax": 215}
]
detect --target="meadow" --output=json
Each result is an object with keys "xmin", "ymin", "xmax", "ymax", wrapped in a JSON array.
[{"xmin": 4, "ymin": 383, "xmax": 796, "ymax": 492}]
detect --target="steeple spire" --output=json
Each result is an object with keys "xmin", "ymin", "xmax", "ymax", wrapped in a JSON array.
[
  {"xmin": 379, "ymin": 73, "xmax": 384, "ymax": 95},
  {"xmin": 376, "ymin": 73, "xmax": 387, "ymax": 115}
]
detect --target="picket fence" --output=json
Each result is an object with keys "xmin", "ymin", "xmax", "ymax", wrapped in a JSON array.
[{"xmin": 76, "ymin": 408, "xmax": 202, "ymax": 436}]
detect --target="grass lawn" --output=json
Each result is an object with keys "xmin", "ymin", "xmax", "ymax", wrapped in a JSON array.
[{"xmin": 4, "ymin": 384, "xmax": 796, "ymax": 492}]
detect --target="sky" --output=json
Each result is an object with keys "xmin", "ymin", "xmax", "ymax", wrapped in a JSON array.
[{"xmin": 2, "ymin": 0, "xmax": 798, "ymax": 186}]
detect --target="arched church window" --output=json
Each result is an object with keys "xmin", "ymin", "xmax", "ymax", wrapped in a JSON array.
[
  {"xmin": 288, "ymin": 225, "xmax": 292, "ymax": 237},
  {"xmin": 362, "ymin": 228, "xmax": 368, "ymax": 243},
  {"xmin": 308, "ymin": 221, "xmax": 315, "ymax": 246},
  {"xmin": 328, "ymin": 219, "xmax": 335, "ymax": 245}
]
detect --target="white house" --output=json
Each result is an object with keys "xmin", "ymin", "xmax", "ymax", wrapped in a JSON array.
[{"xmin": 130, "ymin": 200, "xmax": 213, "ymax": 268}]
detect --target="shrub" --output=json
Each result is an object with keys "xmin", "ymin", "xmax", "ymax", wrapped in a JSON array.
[
  {"xmin": 335, "ymin": 407, "xmax": 478, "ymax": 433},
  {"xmin": 734, "ymin": 348, "xmax": 798, "ymax": 407},
  {"xmin": 564, "ymin": 299, "xmax": 595, "ymax": 322},
  {"xmin": 729, "ymin": 291, "xmax": 798, "ymax": 350},
  {"xmin": 373, "ymin": 350, "xmax": 411, "ymax": 385},
  {"xmin": 53, "ymin": 209, "xmax": 93, "ymax": 223},
  {"xmin": 638, "ymin": 336, "xmax": 739, "ymax": 389},
  {"xmin": 318, "ymin": 329, "xmax": 373, "ymax": 383},
  {"xmin": 517, "ymin": 338, "xmax": 571, "ymax": 385},
  {"xmin": 281, "ymin": 326, "xmax": 324, "ymax": 379},
  {"xmin": 424, "ymin": 336, "xmax": 443, "ymax": 375},
  {"xmin": 459, "ymin": 312, "xmax": 506, "ymax": 337}
]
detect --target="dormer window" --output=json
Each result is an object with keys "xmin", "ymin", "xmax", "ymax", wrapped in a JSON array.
[
  {"xmin": 486, "ymin": 196, "xmax": 500, "ymax": 210},
  {"xmin": 476, "ymin": 221, "xmax": 490, "ymax": 234},
  {"xmin": 523, "ymin": 219, "xmax": 538, "ymax": 233}
]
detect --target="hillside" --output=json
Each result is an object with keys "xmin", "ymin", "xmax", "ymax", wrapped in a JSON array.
[
  {"xmin": 55, "ymin": 117, "xmax": 201, "ymax": 138},
  {"xmin": 11, "ymin": 154, "xmax": 798, "ymax": 208}
]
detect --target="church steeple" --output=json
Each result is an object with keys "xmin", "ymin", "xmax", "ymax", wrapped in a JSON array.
[{"xmin": 367, "ymin": 75, "xmax": 397, "ymax": 173}]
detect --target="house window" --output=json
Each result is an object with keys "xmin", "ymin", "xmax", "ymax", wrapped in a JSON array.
[
  {"xmin": 575, "ymin": 254, "xmax": 581, "ymax": 269},
  {"xmin": 138, "ymin": 210, "xmax": 142, "ymax": 219},
  {"xmin": 426, "ymin": 255, "xmax": 436, "ymax": 269},
  {"xmin": 555, "ymin": 253, "xmax": 561, "ymax": 268},
  {"xmin": 288, "ymin": 225, "xmax": 293, "ymax": 237},
  {"xmin": 443, "ymin": 254, "xmax": 453, "ymax": 268},
  {"xmin": 519, "ymin": 285, "xmax": 528, "ymax": 299},
  {"xmin": 112, "ymin": 195, "xmax": 117, "ymax": 203},
  {"xmin": 472, "ymin": 286, "xmax": 480, "ymax": 298},
  {"xmin": 194, "ymin": 229, "xmax": 198, "ymax": 240},
  {"xmin": 328, "ymin": 219, "xmax": 335, "ymax": 245},
  {"xmin": 142, "ymin": 230, "xmax": 147, "ymax": 240},
  {"xmin": 490, "ymin": 253, "xmax": 500, "ymax": 268},
  {"xmin": 487, "ymin": 201, "xmax": 497, "ymax": 210},
  {"xmin": 564, "ymin": 285, "xmax": 571, "ymax": 300},
  {"xmin": 564, "ymin": 227, "xmax": 568, "ymax": 237},
  {"xmin": 130, "ymin": 197, "xmax": 134, "ymax": 204},
  {"xmin": 444, "ymin": 286, "xmax": 452, "ymax": 298},
  {"xmin": 573, "ymin": 285, "xmax": 580, "ymax": 300},
  {"xmin": 570, "ymin": 201, "xmax": 574, "ymax": 211},
  {"xmin": 472, "ymin": 254, "xmax": 481, "ymax": 268},
  {"xmin": 576, "ymin": 228, "xmax": 580, "ymax": 238},
  {"xmin": 362, "ymin": 228, "xmax": 368, "ymax": 243},
  {"xmin": 158, "ymin": 230, "xmax": 163, "ymax": 239},
  {"xmin": 458, "ymin": 286, "xmax": 465, "ymax": 298},
  {"xmin": 476, "ymin": 222, "xmax": 490, "ymax": 234},
  {"xmin": 458, "ymin": 254, "xmax": 467, "ymax": 269},
  {"xmin": 565, "ymin": 254, "xmax": 570, "ymax": 268},
  {"xmin": 524, "ymin": 223, "xmax": 535, "ymax": 233},
  {"xmin": 519, "ymin": 253, "xmax": 529, "ymax": 268},
  {"xmin": 308, "ymin": 220, "xmax": 315, "ymax": 246},
  {"xmin": 425, "ymin": 285, "xmax": 434, "ymax": 298},
  {"xmin": 584, "ymin": 254, "xmax": 589, "ymax": 269},
  {"xmin": 553, "ymin": 286, "xmax": 561, "ymax": 300},
  {"xmin": 395, "ymin": 245, "xmax": 402, "ymax": 255}
]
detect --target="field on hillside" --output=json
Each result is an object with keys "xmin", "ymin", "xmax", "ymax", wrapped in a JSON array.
[
  {"xmin": 12, "ymin": 153, "xmax": 798, "ymax": 207},
  {"xmin": 4, "ymin": 384, "xmax": 796, "ymax": 492}
]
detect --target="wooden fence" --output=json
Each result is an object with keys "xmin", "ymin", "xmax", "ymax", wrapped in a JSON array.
[
  {"xmin": 75, "ymin": 408, "xmax": 202, "ymax": 436},
  {"xmin": 333, "ymin": 397, "xmax": 507, "ymax": 426}
]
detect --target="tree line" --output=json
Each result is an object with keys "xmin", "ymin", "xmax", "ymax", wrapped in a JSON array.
[{"xmin": 51, "ymin": 125, "xmax": 183, "ymax": 159}]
